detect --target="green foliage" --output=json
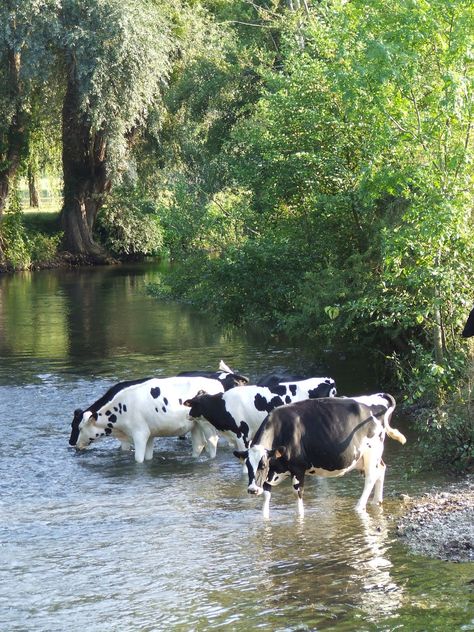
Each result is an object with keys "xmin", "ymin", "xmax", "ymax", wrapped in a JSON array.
[
  {"xmin": 28, "ymin": 231, "xmax": 62, "ymax": 263},
  {"xmin": 391, "ymin": 344, "xmax": 474, "ymax": 471},
  {"xmin": 95, "ymin": 188, "xmax": 164, "ymax": 258},
  {"xmin": 60, "ymin": 0, "xmax": 174, "ymax": 175},
  {"xmin": 0, "ymin": 189, "xmax": 62, "ymax": 269},
  {"xmin": 1, "ymin": 193, "xmax": 31, "ymax": 270}
]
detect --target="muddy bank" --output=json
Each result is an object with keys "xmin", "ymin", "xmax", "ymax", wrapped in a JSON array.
[{"xmin": 396, "ymin": 475, "xmax": 474, "ymax": 562}]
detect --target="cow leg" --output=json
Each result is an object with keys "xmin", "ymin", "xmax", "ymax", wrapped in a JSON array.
[
  {"xmin": 190, "ymin": 421, "xmax": 219, "ymax": 458},
  {"xmin": 370, "ymin": 459, "xmax": 386, "ymax": 505},
  {"xmin": 132, "ymin": 429, "xmax": 150, "ymax": 463},
  {"xmin": 355, "ymin": 444, "xmax": 384, "ymax": 511},
  {"xmin": 262, "ymin": 484, "xmax": 272, "ymax": 520},
  {"xmin": 198, "ymin": 421, "xmax": 219, "ymax": 459},
  {"xmin": 144, "ymin": 436, "xmax": 155, "ymax": 461},
  {"xmin": 292, "ymin": 474, "xmax": 305, "ymax": 517},
  {"xmin": 190, "ymin": 423, "xmax": 206, "ymax": 458}
]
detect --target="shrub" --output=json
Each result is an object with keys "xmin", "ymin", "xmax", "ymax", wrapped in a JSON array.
[{"xmin": 95, "ymin": 187, "xmax": 164, "ymax": 258}]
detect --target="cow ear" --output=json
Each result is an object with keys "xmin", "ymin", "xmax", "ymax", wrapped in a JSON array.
[
  {"xmin": 273, "ymin": 446, "xmax": 286, "ymax": 459},
  {"xmin": 183, "ymin": 399, "xmax": 193, "ymax": 407},
  {"xmin": 82, "ymin": 411, "xmax": 95, "ymax": 424},
  {"xmin": 233, "ymin": 450, "xmax": 248, "ymax": 461}
]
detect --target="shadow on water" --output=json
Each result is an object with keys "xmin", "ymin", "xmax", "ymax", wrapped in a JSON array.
[{"xmin": 0, "ymin": 263, "xmax": 473, "ymax": 632}]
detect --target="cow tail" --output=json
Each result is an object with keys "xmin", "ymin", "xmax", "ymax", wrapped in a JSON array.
[{"xmin": 381, "ymin": 394, "xmax": 407, "ymax": 445}]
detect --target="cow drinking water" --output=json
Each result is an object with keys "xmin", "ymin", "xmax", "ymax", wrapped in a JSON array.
[
  {"xmin": 69, "ymin": 375, "xmax": 225, "ymax": 463},
  {"xmin": 234, "ymin": 394, "xmax": 406, "ymax": 518}
]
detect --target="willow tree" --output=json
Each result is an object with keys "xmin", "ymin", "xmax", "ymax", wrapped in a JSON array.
[
  {"xmin": 0, "ymin": 1, "xmax": 55, "ymax": 221},
  {"xmin": 58, "ymin": 0, "xmax": 173, "ymax": 258}
]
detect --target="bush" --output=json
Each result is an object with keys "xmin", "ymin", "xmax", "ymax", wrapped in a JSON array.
[
  {"xmin": 1, "ymin": 193, "xmax": 32, "ymax": 270},
  {"xmin": 95, "ymin": 187, "xmax": 164, "ymax": 258},
  {"xmin": 28, "ymin": 231, "xmax": 62, "ymax": 263}
]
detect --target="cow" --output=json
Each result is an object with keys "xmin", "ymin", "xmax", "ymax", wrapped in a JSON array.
[
  {"xmin": 178, "ymin": 360, "xmax": 249, "ymax": 391},
  {"xmin": 68, "ymin": 375, "xmax": 225, "ymax": 463},
  {"xmin": 183, "ymin": 377, "xmax": 337, "ymax": 454},
  {"xmin": 462, "ymin": 305, "xmax": 474, "ymax": 338},
  {"xmin": 233, "ymin": 394, "xmax": 406, "ymax": 519},
  {"xmin": 256, "ymin": 372, "xmax": 307, "ymax": 388}
]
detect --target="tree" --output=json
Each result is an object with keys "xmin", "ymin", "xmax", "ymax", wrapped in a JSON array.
[
  {"xmin": 0, "ymin": 1, "xmax": 55, "ymax": 219},
  {"xmin": 58, "ymin": 0, "xmax": 174, "ymax": 258}
]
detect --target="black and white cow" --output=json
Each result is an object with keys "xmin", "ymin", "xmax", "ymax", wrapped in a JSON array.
[
  {"xmin": 233, "ymin": 394, "xmax": 406, "ymax": 518},
  {"xmin": 462, "ymin": 305, "xmax": 474, "ymax": 338},
  {"xmin": 256, "ymin": 372, "xmax": 307, "ymax": 388},
  {"xmin": 178, "ymin": 360, "xmax": 249, "ymax": 391},
  {"xmin": 69, "ymin": 376, "xmax": 224, "ymax": 463},
  {"xmin": 183, "ymin": 377, "xmax": 337, "ymax": 453}
]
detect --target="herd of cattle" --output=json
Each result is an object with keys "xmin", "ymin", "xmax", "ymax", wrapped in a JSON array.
[{"xmin": 68, "ymin": 361, "xmax": 407, "ymax": 517}]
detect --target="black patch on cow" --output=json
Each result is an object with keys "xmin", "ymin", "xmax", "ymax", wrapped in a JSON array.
[
  {"xmin": 187, "ymin": 393, "xmax": 240, "ymax": 434},
  {"xmin": 308, "ymin": 382, "xmax": 334, "ymax": 399},
  {"xmin": 163, "ymin": 397, "xmax": 169, "ymax": 406},
  {"xmin": 257, "ymin": 373, "xmax": 306, "ymax": 388},
  {"xmin": 178, "ymin": 369, "xmax": 249, "ymax": 390},
  {"xmin": 239, "ymin": 421, "xmax": 250, "ymax": 447},
  {"xmin": 254, "ymin": 393, "xmax": 284, "ymax": 414},
  {"xmin": 88, "ymin": 377, "xmax": 151, "ymax": 414},
  {"xmin": 285, "ymin": 396, "xmax": 291, "ymax": 404},
  {"xmin": 150, "ymin": 387, "xmax": 161, "ymax": 399},
  {"xmin": 162, "ymin": 406, "xmax": 167, "ymax": 413},
  {"xmin": 289, "ymin": 385, "xmax": 297, "ymax": 396},
  {"xmin": 108, "ymin": 414, "xmax": 117, "ymax": 424},
  {"xmin": 107, "ymin": 423, "xmax": 113, "ymax": 429},
  {"xmin": 268, "ymin": 384, "xmax": 287, "ymax": 396},
  {"xmin": 179, "ymin": 398, "xmax": 183, "ymax": 405},
  {"xmin": 69, "ymin": 409, "xmax": 84, "ymax": 446},
  {"xmin": 105, "ymin": 428, "xmax": 112, "ymax": 435},
  {"xmin": 105, "ymin": 410, "xmax": 111, "ymax": 416},
  {"xmin": 123, "ymin": 404, "xmax": 127, "ymax": 412},
  {"xmin": 114, "ymin": 406, "xmax": 118, "ymax": 412}
]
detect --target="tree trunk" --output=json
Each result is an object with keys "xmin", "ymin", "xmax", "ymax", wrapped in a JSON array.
[
  {"xmin": 0, "ymin": 48, "xmax": 28, "ymax": 260},
  {"xmin": 59, "ymin": 57, "xmax": 111, "ymax": 259},
  {"xmin": 0, "ymin": 49, "xmax": 26, "ymax": 217},
  {"xmin": 28, "ymin": 164, "xmax": 40, "ymax": 208}
]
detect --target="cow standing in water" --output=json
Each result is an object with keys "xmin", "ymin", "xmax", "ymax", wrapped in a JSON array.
[
  {"xmin": 184, "ymin": 377, "xmax": 337, "ymax": 453},
  {"xmin": 69, "ymin": 376, "xmax": 227, "ymax": 462},
  {"xmin": 234, "ymin": 394, "xmax": 406, "ymax": 519}
]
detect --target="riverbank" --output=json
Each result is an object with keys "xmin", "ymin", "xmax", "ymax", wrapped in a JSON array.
[
  {"xmin": 396, "ymin": 475, "xmax": 474, "ymax": 563},
  {"xmin": 0, "ymin": 251, "xmax": 119, "ymax": 273}
]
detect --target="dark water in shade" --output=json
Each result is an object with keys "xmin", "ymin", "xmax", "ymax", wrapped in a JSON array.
[{"xmin": 0, "ymin": 264, "xmax": 473, "ymax": 632}]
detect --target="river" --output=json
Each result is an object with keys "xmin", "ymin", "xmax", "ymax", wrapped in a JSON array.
[{"xmin": 0, "ymin": 264, "xmax": 472, "ymax": 631}]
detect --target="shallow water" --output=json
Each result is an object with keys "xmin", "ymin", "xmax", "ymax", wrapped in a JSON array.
[{"xmin": 0, "ymin": 264, "xmax": 473, "ymax": 631}]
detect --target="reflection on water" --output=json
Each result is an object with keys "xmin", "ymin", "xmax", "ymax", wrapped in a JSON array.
[{"xmin": 0, "ymin": 264, "xmax": 473, "ymax": 631}]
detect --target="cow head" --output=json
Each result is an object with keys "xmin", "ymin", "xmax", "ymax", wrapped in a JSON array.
[
  {"xmin": 217, "ymin": 360, "xmax": 249, "ymax": 390},
  {"xmin": 69, "ymin": 409, "xmax": 107, "ymax": 449},
  {"xmin": 234, "ymin": 445, "xmax": 286, "ymax": 495},
  {"xmin": 183, "ymin": 390, "xmax": 212, "ymax": 418},
  {"xmin": 219, "ymin": 372, "xmax": 249, "ymax": 390}
]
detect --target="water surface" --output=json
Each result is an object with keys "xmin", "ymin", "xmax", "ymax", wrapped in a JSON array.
[{"xmin": 0, "ymin": 264, "xmax": 472, "ymax": 631}]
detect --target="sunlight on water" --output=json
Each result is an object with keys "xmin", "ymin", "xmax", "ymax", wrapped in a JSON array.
[{"xmin": 0, "ymin": 265, "xmax": 473, "ymax": 631}]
